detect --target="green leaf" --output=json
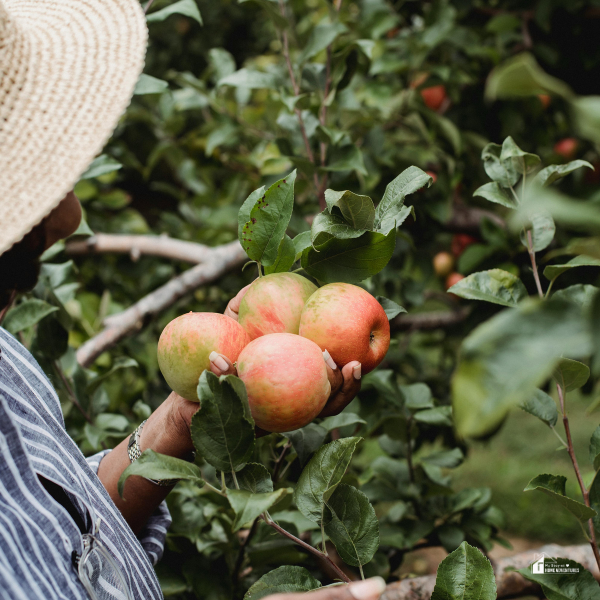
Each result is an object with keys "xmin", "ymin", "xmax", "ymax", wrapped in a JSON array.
[
  {"xmin": 544, "ymin": 255, "xmax": 600, "ymax": 282},
  {"xmin": 590, "ymin": 428, "xmax": 600, "ymax": 471},
  {"xmin": 431, "ymin": 541, "xmax": 496, "ymax": 600},
  {"xmin": 524, "ymin": 474, "xmax": 596, "ymax": 522},
  {"xmin": 320, "ymin": 413, "xmax": 366, "ymax": 432},
  {"xmin": 3, "ymin": 299, "xmax": 59, "ymax": 334},
  {"xmin": 300, "ymin": 22, "xmax": 347, "ymax": 62},
  {"xmin": 553, "ymin": 358, "xmax": 590, "ymax": 393},
  {"xmin": 473, "ymin": 182, "xmax": 518, "ymax": 208},
  {"xmin": 324, "ymin": 145, "xmax": 367, "ymax": 176},
  {"xmin": 301, "ymin": 229, "xmax": 396, "ymax": 284},
  {"xmin": 80, "ymin": 155, "xmax": 123, "ymax": 180},
  {"xmin": 553, "ymin": 285, "xmax": 599, "ymax": 310},
  {"xmin": 485, "ymin": 52, "xmax": 574, "ymax": 101},
  {"xmin": 219, "ymin": 68, "xmax": 278, "ymax": 89},
  {"xmin": 205, "ymin": 121, "xmax": 237, "ymax": 156},
  {"xmin": 323, "ymin": 484, "xmax": 379, "ymax": 568},
  {"xmin": 413, "ymin": 406, "xmax": 453, "ymax": 426},
  {"xmin": 238, "ymin": 186, "xmax": 265, "ymax": 244},
  {"xmin": 572, "ymin": 96, "xmax": 600, "ymax": 146},
  {"xmin": 375, "ymin": 296, "xmax": 406, "ymax": 320},
  {"xmin": 324, "ymin": 190, "xmax": 375, "ymax": 230},
  {"xmin": 520, "ymin": 389, "xmax": 558, "ymax": 427},
  {"xmin": 225, "ymin": 463, "xmax": 273, "ymax": 493},
  {"xmin": 238, "ymin": 0, "xmax": 288, "ymax": 29},
  {"xmin": 244, "ymin": 566, "xmax": 321, "ymax": 600},
  {"xmin": 402, "ymin": 383, "xmax": 434, "ymax": 410},
  {"xmin": 422, "ymin": 448, "xmax": 464, "ymax": 468},
  {"xmin": 117, "ymin": 450, "xmax": 204, "ymax": 497},
  {"xmin": 311, "ymin": 211, "xmax": 366, "ymax": 246},
  {"xmin": 190, "ymin": 372, "xmax": 255, "ymax": 473},
  {"xmin": 590, "ymin": 471, "xmax": 600, "ymax": 533},
  {"xmin": 374, "ymin": 167, "xmax": 432, "ymax": 235},
  {"xmin": 134, "ymin": 74, "xmax": 169, "ymax": 95},
  {"xmin": 87, "ymin": 357, "xmax": 138, "ymax": 394},
  {"xmin": 294, "ymin": 437, "xmax": 361, "ymax": 523},
  {"xmin": 535, "ymin": 160, "xmax": 594, "ymax": 187},
  {"xmin": 521, "ymin": 211, "xmax": 556, "ymax": 252},
  {"xmin": 227, "ymin": 488, "xmax": 287, "ymax": 531},
  {"xmin": 481, "ymin": 143, "xmax": 518, "ymax": 188},
  {"xmin": 500, "ymin": 136, "xmax": 541, "ymax": 175},
  {"xmin": 284, "ymin": 423, "xmax": 327, "ymax": 467},
  {"xmin": 264, "ymin": 235, "xmax": 296, "ymax": 274},
  {"xmin": 452, "ymin": 299, "xmax": 590, "ymax": 437},
  {"xmin": 240, "ymin": 171, "xmax": 296, "ymax": 266},
  {"xmin": 271, "ymin": 510, "xmax": 320, "ymax": 533},
  {"xmin": 519, "ymin": 557, "xmax": 600, "ymax": 600},
  {"xmin": 146, "ymin": 0, "xmax": 202, "ymax": 24},
  {"xmin": 447, "ymin": 269, "xmax": 528, "ymax": 308},
  {"xmin": 292, "ymin": 231, "xmax": 312, "ymax": 260}
]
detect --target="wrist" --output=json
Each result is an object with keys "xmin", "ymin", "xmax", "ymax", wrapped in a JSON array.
[{"xmin": 139, "ymin": 392, "xmax": 196, "ymax": 459}]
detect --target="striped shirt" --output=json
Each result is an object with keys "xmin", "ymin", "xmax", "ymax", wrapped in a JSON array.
[{"xmin": 0, "ymin": 327, "xmax": 169, "ymax": 599}]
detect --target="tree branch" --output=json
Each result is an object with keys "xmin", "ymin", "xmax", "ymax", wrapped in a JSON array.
[
  {"xmin": 382, "ymin": 543, "xmax": 600, "ymax": 600},
  {"xmin": 76, "ymin": 241, "xmax": 246, "ymax": 367},
  {"xmin": 444, "ymin": 203, "xmax": 506, "ymax": 233},
  {"xmin": 390, "ymin": 307, "xmax": 471, "ymax": 332},
  {"xmin": 66, "ymin": 234, "xmax": 214, "ymax": 264}
]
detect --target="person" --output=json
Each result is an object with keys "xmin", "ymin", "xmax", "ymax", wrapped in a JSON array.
[{"xmin": 0, "ymin": 1, "xmax": 385, "ymax": 599}]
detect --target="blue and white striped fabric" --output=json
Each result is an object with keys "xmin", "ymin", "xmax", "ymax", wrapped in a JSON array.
[{"xmin": 0, "ymin": 327, "xmax": 169, "ymax": 599}]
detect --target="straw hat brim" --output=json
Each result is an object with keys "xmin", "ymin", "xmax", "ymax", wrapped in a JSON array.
[{"xmin": 0, "ymin": 0, "xmax": 148, "ymax": 255}]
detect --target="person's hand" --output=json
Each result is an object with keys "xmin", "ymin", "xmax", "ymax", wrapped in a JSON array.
[
  {"xmin": 265, "ymin": 577, "xmax": 386, "ymax": 600},
  {"xmin": 319, "ymin": 352, "xmax": 362, "ymax": 418},
  {"xmin": 224, "ymin": 283, "xmax": 252, "ymax": 321}
]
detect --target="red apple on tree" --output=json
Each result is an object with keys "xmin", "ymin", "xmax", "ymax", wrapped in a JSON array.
[
  {"xmin": 299, "ymin": 283, "xmax": 390, "ymax": 374},
  {"xmin": 446, "ymin": 272, "xmax": 464, "ymax": 290},
  {"xmin": 157, "ymin": 312, "xmax": 250, "ymax": 401},
  {"xmin": 433, "ymin": 251, "xmax": 454, "ymax": 278},
  {"xmin": 238, "ymin": 273, "xmax": 317, "ymax": 340},
  {"xmin": 421, "ymin": 85, "xmax": 447, "ymax": 111},
  {"xmin": 451, "ymin": 233, "xmax": 477, "ymax": 257},
  {"xmin": 236, "ymin": 333, "xmax": 330, "ymax": 432},
  {"xmin": 554, "ymin": 138, "xmax": 578, "ymax": 160}
]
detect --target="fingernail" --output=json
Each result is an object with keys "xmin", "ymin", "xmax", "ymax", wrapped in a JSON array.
[
  {"xmin": 349, "ymin": 577, "xmax": 386, "ymax": 600},
  {"xmin": 209, "ymin": 351, "xmax": 228, "ymax": 372},
  {"xmin": 353, "ymin": 364, "xmax": 362, "ymax": 380},
  {"xmin": 323, "ymin": 349, "xmax": 337, "ymax": 370}
]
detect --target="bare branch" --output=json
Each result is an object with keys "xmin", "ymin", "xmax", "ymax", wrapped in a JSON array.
[
  {"xmin": 444, "ymin": 204, "xmax": 506, "ymax": 233},
  {"xmin": 66, "ymin": 234, "xmax": 213, "ymax": 264},
  {"xmin": 76, "ymin": 241, "xmax": 246, "ymax": 367},
  {"xmin": 382, "ymin": 543, "xmax": 600, "ymax": 600},
  {"xmin": 391, "ymin": 307, "xmax": 471, "ymax": 332}
]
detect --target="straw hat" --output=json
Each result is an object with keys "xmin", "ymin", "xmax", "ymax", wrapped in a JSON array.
[{"xmin": 0, "ymin": 0, "xmax": 148, "ymax": 255}]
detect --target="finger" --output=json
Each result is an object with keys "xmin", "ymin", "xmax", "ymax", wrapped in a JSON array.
[
  {"xmin": 323, "ymin": 350, "xmax": 343, "ymax": 396},
  {"xmin": 224, "ymin": 284, "xmax": 252, "ymax": 321},
  {"xmin": 318, "ymin": 361, "xmax": 361, "ymax": 418},
  {"xmin": 209, "ymin": 352, "xmax": 237, "ymax": 376},
  {"xmin": 267, "ymin": 577, "xmax": 386, "ymax": 600}
]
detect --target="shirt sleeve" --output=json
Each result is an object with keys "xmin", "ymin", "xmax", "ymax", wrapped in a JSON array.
[{"xmin": 86, "ymin": 449, "xmax": 172, "ymax": 566}]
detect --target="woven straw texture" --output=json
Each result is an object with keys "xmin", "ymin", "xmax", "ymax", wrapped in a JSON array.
[{"xmin": 0, "ymin": 0, "xmax": 148, "ymax": 255}]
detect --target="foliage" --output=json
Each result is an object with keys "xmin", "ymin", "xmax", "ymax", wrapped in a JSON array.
[{"xmin": 5, "ymin": 0, "xmax": 600, "ymax": 597}]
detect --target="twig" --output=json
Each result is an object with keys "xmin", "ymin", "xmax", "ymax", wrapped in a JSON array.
[
  {"xmin": 264, "ymin": 515, "xmax": 352, "ymax": 583},
  {"xmin": 526, "ymin": 230, "xmax": 544, "ymax": 299},
  {"xmin": 277, "ymin": 0, "xmax": 322, "ymax": 203},
  {"xmin": 144, "ymin": 0, "xmax": 156, "ymax": 14},
  {"xmin": 390, "ymin": 307, "xmax": 471, "ymax": 332},
  {"xmin": 232, "ymin": 518, "xmax": 259, "ymax": 584},
  {"xmin": 557, "ymin": 383, "xmax": 600, "ymax": 572},
  {"xmin": 66, "ymin": 234, "xmax": 214, "ymax": 264},
  {"xmin": 272, "ymin": 441, "xmax": 292, "ymax": 482},
  {"xmin": 76, "ymin": 241, "xmax": 246, "ymax": 367}
]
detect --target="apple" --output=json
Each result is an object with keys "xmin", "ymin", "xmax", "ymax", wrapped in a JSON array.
[
  {"xmin": 433, "ymin": 251, "xmax": 454, "ymax": 278},
  {"xmin": 298, "ymin": 283, "xmax": 390, "ymax": 374},
  {"xmin": 451, "ymin": 233, "xmax": 477, "ymax": 257},
  {"xmin": 554, "ymin": 138, "xmax": 578, "ymax": 160},
  {"xmin": 538, "ymin": 94, "xmax": 551, "ymax": 109},
  {"xmin": 238, "ymin": 273, "xmax": 318, "ymax": 340},
  {"xmin": 421, "ymin": 85, "xmax": 447, "ymax": 111},
  {"xmin": 446, "ymin": 272, "xmax": 464, "ymax": 290},
  {"xmin": 157, "ymin": 312, "xmax": 250, "ymax": 401},
  {"xmin": 236, "ymin": 333, "xmax": 330, "ymax": 432}
]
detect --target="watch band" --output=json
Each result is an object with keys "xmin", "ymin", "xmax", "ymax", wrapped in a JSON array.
[{"xmin": 127, "ymin": 420, "xmax": 179, "ymax": 487}]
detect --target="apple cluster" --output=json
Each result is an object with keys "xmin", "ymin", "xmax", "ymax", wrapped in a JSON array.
[{"xmin": 157, "ymin": 274, "xmax": 390, "ymax": 433}]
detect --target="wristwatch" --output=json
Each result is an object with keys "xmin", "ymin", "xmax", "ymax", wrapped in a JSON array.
[{"xmin": 127, "ymin": 420, "xmax": 179, "ymax": 487}]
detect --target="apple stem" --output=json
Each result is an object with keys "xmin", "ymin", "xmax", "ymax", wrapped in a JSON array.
[{"xmin": 257, "ymin": 262, "xmax": 263, "ymax": 278}]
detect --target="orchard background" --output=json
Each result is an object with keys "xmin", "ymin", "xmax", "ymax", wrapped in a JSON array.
[{"xmin": 7, "ymin": 0, "xmax": 600, "ymax": 598}]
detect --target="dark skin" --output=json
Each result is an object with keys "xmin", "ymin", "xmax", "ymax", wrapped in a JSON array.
[{"xmin": 10, "ymin": 192, "xmax": 362, "ymax": 533}]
